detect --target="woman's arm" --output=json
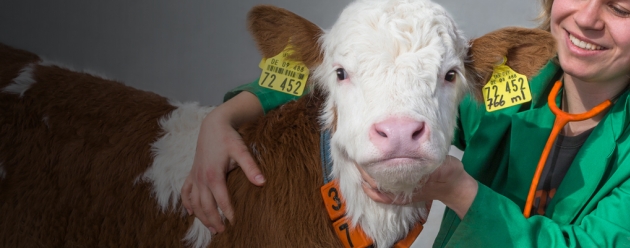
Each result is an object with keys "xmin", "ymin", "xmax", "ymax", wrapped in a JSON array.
[
  {"xmin": 442, "ymin": 178, "xmax": 630, "ymax": 247},
  {"xmin": 181, "ymin": 91, "xmax": 264, "ymax": 233},
  {"xmin": 181, "ymin": 78, "xmax": 303, "ymax": 233}
]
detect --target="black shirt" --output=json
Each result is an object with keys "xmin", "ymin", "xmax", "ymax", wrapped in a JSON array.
[{"xmin": 531, "ymin": 128, "xmax": 594, "ymax": 216}]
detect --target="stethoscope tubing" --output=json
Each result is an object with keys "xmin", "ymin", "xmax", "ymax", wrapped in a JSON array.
[{"xmin": 523, "ymin": 80, "xmax": 612, "ymax": 218}]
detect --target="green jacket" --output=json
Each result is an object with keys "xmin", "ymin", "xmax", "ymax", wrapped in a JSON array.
[
  {"xmin": 227, "ymin": 61, "xmax": 630, "ymax": 247},
  {"xmin": 436, "ymin": 61, "xmax": 630, "ymax": 247}
]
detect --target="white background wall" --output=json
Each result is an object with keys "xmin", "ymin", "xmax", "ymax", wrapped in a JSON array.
[
  {"xmin": 0, "ymin": 0, "xmax": 540, "ymax": 247},
  {"xmin": 0, "ymin": 0, "xmax": 540, "ymax": 105}
]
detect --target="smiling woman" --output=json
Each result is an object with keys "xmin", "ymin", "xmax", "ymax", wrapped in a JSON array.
[{"xmin": 550, "ymin": 0, "xmax": 630, "ymax": 127}]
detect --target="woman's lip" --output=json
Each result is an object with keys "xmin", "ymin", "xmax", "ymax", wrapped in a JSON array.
[{"xmin": 563, "ymin": 29, "xmax": 608, "ymax": 57}]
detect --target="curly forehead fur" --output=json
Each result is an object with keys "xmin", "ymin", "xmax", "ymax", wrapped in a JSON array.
[{"xmin": 322, "ymin": 0, "xmax": 467, "ymax": 65}]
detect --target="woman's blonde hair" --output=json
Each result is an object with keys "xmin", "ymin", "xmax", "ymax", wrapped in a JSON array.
[{"xmin": 537, "ymin": 0, "xmax": 554, "ymax": 31}]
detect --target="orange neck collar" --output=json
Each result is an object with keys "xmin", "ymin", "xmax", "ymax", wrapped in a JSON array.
[{"xmin": 321, "ymin": 179, "xmax": 424, "ymax": 248}]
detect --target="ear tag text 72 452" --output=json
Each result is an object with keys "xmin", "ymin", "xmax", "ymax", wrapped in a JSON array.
[
  {"xmin": 258, "ymin": 44, "xmax": 310, "ymax": 96},
  {"xmin": 482, "ymin": 57, "xmax": 532, "ymax": 112}
]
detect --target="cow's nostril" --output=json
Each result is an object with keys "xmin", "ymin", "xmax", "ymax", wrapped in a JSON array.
[
  {"xmin": 412, "ymin": 130, "xmax": 423, "ymax": 140},
  {"xmin": 377, "ymin": 131, "xmax": 388, "ymax": 138}
]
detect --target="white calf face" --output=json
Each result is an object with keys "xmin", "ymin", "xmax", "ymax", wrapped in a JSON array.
[{"xmin": 314, "ymin": 0, "xmax": 469, "ymax": 195}]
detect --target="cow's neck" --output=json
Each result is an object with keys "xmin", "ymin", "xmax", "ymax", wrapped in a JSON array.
[{"xmin": 319, "ymin": 128, "xmax": 428, "ymax": 247}]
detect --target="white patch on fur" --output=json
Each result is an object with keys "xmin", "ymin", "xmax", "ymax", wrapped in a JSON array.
[
  {"xmin": 0, "ymin": 163, "xmax": 5, "ymax": 180},
  {"xmin": 311, "ymin": 0, "xmax": 469, "ymax": 246},
  {"xmin": 184, "ymin": 219, "xmax": 214, "ymax": 248},
  {"xmin": 2, "ymin": 63, "xmax": 37, "ymax": 97},
  {"xmin": 140, "ymin": 101, "xmax": 214, "ymax": 248}
]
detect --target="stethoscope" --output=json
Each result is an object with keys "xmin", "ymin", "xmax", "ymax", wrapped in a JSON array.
[{"xmin": 523, "ymin": 80, "xmax": 613, "ymax": 218}]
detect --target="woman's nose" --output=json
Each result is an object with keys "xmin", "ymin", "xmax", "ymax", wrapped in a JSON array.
[{"xmin": 573, "ymin": 1, "xmax": 605, "ymax": 30}]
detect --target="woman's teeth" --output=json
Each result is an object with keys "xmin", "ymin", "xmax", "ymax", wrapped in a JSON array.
[{"xmin": 569, "ymin": 34, "xmax": 604, "ymax": 50}]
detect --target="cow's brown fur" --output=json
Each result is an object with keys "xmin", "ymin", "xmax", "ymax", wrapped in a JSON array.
[
  {"xmin": 0, "ymin": 46, "xmax": 195, "ymax": 247},
  {"xmin": 0, "ymin": 43, "xmax": 338, "ymax": 247},
  {"xmin": 210, "ymin": 90, "xmax": 343, "ymax": 247}
]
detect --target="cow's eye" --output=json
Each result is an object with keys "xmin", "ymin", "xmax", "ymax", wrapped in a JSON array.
[
  {"xmin": 336, "ymin": 68, "xmax": 348, "ymax": 81},
  {"xmin": 445, "ymin": 70, "xmax": 457, "ymax": 82}
]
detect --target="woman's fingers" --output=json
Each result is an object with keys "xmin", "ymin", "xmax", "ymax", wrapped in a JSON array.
[{"xmin": 197, "ymin": 180, "xmax": 223, "ymax": 233}]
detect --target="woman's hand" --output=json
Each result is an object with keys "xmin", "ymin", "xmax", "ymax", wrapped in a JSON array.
[
  {"xmin": 361, "ymin": 155, "xmax": 478, "ymax": 219},
  {"xmin": 181, "ymin": 92, "xmax": 265, "ymax": 233}
]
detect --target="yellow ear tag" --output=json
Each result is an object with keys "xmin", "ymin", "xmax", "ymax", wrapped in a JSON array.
[
  {"xmin": 258, "ymin": 44, "xmax": 310, "ymax": 96},
  {"xmin": 482, "ymin": 57, "xmax": 532, "ymax": 112}
]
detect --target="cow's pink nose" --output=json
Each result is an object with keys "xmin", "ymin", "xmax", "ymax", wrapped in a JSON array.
[{"xmin": 370, "ymin": 117, "xmax": 427, "ymax": 153}]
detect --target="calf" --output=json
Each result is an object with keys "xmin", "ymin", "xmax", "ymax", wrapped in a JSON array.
[{"xmin": 0, "ymin": 0, "xmax": 556, "ymax": 247}]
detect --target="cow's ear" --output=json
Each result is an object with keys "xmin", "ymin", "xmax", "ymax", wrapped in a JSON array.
[
  {"xmin": 247, "ymin": 5, "xmax": 324, "ymax": 69},
  {"xmin": 465, "ymin": 27, "xmax": 557, "ymax": 100}
]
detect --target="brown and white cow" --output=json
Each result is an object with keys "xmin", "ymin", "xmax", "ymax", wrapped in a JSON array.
[{"xmin": 0, "ymin": 0, "xmax": 555, "ymax": 247}]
